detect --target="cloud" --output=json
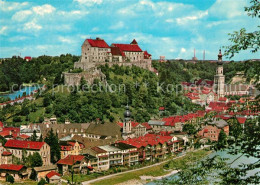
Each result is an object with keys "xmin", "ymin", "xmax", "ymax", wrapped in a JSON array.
[
  {"xmin": 0, "ymin": 26, "xmax": 8, "ymax": 35},
  {"xmin": 32, "ymin": 4, "xmax": 56, "ymax": 15},
  {"xmin": 8, "ymin": 36, "xmax": 29, "ymax": 42},
  {"xmin": 23, "ymin": 19, "xmax": 42, "ymax": 31},
  {"xmin": 109, "ymin": 21, "xmax": 125, "ymax": 30},
  {"xmin": 181, "ymin": 48, "xmax": 186, "ymax": 53},
  {"xmin": 176, "ymin": 10, "xmax": 208, "ymax": 25},
  {"xmin": 0, "ymin": 0, "xmax": 28, "ymax": 12},
  {"xmin": 12, "ymin": 10, "xmax": 32, "ymax": 22},
  {"xmin": 58, "ymin": 36, "xmax": 73, "ymax": 44},
  {"xmin": 74, "ymin": 0, "xmax": 103, "ymax": 6},
  {"xmin": 91, "ymin": 27, "xmax": 99, "ymax": 32},
  {"xmin": 209, "ymin": 0, "xmax": 247, "ymax": 18},
  {"xmin": 165, "ymin": 19, "xmax": 174, "ymax": 23}
]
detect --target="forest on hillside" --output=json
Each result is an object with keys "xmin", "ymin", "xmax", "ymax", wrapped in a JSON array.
[
  {"xmin": 0, "ymin": 56, "xmax": 258, "ymax": 125},
  {"xmin": 0, "ymin": 54, "xmax": 79, "ymax": 92}
]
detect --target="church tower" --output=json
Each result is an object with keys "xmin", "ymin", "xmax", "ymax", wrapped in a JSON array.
[
  {"xmin": 122, "ymin": 105, "xmax": 134, "ymax": 139},
  {"xmin": 214, "ymin": 49, "xmax": 225, "ymax": 97}
]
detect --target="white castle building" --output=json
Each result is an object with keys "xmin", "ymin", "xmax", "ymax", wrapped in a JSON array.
[{"xmin": 64, "ymin": 37, "xmax": 152, "ymax": 86}]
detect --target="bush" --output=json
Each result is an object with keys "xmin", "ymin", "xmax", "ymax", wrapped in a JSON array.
[
  {"xmin": 45, "ymin": 106, "xmax": 52, "ymax": 114},
  {"xmin": 13, "ymin": 116, "xmax": 22, "ymax": 122},
  {"xmin": 6, "ymin": 174, "xmax": 14, "ymax": 183},
  {"xmin": 39, "ymin": 116, "xmax": 44, "ymax": 123},
  {"xmin": 38, "ymin": 178, "xmax": 46, "ymax": 185},
  {"xmin": 30, "ymin": 168, "xmax": 37, "ymax": 180}
]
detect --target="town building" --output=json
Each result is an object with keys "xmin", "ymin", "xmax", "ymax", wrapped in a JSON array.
[
  {"xmin": 0, "ymin": 151, "xmax": 12, "ymax": 164},
  {"xmin": 148, "ymin": 111, "xmax": 205, "ymax": 132},
  {"xmin": 38, "ymin": 122, "xmax": 91, "ymax": 139},
  {"xmin": 117, "ymin": 121, "xmax": 152, "ymax": 137},
  {"xmin": 198, "ymin": 119, "xmax": 229, "ymax": 141},
  {"xmin": 0, "ymin": 164, "xmax": 28, "ymax": 181},
  {"xmin": 4, "ymin": 140, "xmax": 51, "ymax": 166},
  {"xmin": 46, "ymin": 171, "xmax": 61, "ymax": 184},
  {"xmin": 83, "ymin": 143, "xmax": 139, "ymax": 171},
  {"xmin": 119, "ymin": 133, "xmax": 182, "ymax": 162},
  {"xmin": 56, "ymin": 155, "xmax": 90, "ymax": 175},
  {"xmin": 20, "ymin": 124, "xmax": 41, "ymax": 139},
  {"xmin": 33, "ymin": 165, "xmax": 57, "ymax": 181},
  {"xmin": 60, "ymin": 141, "xmax": 84, "ymax": 159}
]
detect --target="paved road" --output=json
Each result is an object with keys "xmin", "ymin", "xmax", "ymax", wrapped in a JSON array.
[{"xmin": 80, "ymin": 146, "xmax": 210, "ymax": 185}]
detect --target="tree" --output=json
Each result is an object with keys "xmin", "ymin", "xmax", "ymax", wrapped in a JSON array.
[
  {"xmin": 43, "ymin": 94, "xmax": 52, "ymax": 107},
  {"xmin": 31, "ymin": 152, "xmax": 43, "ymax": 167},
  {"xmin": 228, "ymin": 117, "xmax": 243, "ymax": 140},
  {"xmin": 6, "ymin": 174, "xmax": 14, "ymax": 183},
  {"xmin": 215, "ymin": 129, "xmax": 227, "ymax": 150},
  {"xmin": 0, "ymin": 135, "xmax": 7, "ymax": 146},
  {"xmin": 224, "ymin": 0, "xmax": 260, "ymax": 58},
  {"xmin": 39, "ymin": 134, "xmax": 43, "ymax": 142},
  {"xmin": 30, "ymin": 168, "xmax": 37, "ymax": 181},
  {"xmin": 38, "ymin": 178, "xmax": 47, "ymax": 185},
  {"xmin": 80, "ymin": 76, "xmax": 88, "ymax": 91},
  {"xmin": 30, "ymin": 130, "xmax": 37, "ymax": 141},
  {"xmin": 44, "ymin": 129, "xmax": 60, "ymax": 163},
  {"xmin": 182, "ymin": 124, "xmax": 197, "ymax": 135}
]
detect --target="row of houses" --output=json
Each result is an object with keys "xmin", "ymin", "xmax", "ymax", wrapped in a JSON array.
[{"xmin": 57, "ymin": 133, "xmax": 183, "ymax": 174}]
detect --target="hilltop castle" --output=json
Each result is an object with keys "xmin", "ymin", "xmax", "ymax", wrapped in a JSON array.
[{"xmin": 64, "ymin": 37, "xmax": 152, "ymax": 86}]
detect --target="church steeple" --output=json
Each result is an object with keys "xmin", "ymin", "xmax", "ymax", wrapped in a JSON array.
[
  {"xmin": 214, "ymin": 49, "xmax": 225, "ymax": 97},
  {"xmin": 218, "ymin": 49, "xmax": 222, "ymax": 61},
  {"xmin": 122, "ymin": 104, "xmax": 133, "ymax": 139}
]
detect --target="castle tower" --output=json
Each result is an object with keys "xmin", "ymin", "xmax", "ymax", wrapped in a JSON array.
[
  {"xmin": 214, "ymin": 49, "xmax": 225, "ymax": 97},
  {"xmin": 122, "ymin": 105, "xmax": 134, "ymax": 139}
]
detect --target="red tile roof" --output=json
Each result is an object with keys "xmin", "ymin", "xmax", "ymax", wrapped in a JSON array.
[
  {"xmin": 57, "ymin": 155, "xmax": 85, "ymax": 165},
  {"xmin": 119, "ymin": 134, "xmax": 174, "ymax": 148},
  {"xmin": 24, "ymin": 56, "xmax": 32, "ymax": 60},
  {"xmin": 237, "ymin": 117, "xmax": 247, "ymax": 124},
  {"xmin": 91, "ymin": 146, "xmax": 107, "ymax": 154},
  {"xmin": 0, "ymin": 121, "xmax": 3, "ymax": 128},
  {"xmin": 46, "ymin": 171, "xmax": 61, "ymax": 179},
  {"xmin": 2, "ymin": 151, "xmax": 12, "ymax": 156},
  {"xmin": 18, "ymin": 134, "xmax": 30, "ymax": 139},
  {"xmin": 110, "ymin": 46, "xmax": 124, "ymax": 56},
  {"xmin": 142, "ymin": 122, "xmax": 152, "ymax": 130},
  {"xmin": 112, "ymin": 43, "xmax": 142, "ymax": 52},
  {"xmin": 87, "ymin": 38, "xmax": 110, "ymax": 48},
  {"xmin": 0, "ymin": 164, "xmax": 24, "ymax": 171},
  {"xmin": 219, "ymin": 97, "xmax": 227, "ymax": 101},
  {"xmin": 144, "ymin": 50, "xmax": 151, "ymax": 59},
  {"xmin": 159, "ymin": 107, "xmax": 165, "ymax": 111},
  {"xmin": 5, "ymin": 140, "xmax": 45, "ymax": 150}
]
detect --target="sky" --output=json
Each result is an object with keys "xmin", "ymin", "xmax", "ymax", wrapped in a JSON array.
[{"xmin": 0, "ymin": 0, "xmax": 259, "ymax": 60}]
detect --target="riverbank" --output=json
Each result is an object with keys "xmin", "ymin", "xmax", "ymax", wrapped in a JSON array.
[{"xmin": 82, "ymin": 147, "xmax": 211, "ymax": 185}]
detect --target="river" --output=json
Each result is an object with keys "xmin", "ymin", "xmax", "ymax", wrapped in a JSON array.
[{"xmin": 0, "ymin": 85, "xmax": 42, "ymax": 100}]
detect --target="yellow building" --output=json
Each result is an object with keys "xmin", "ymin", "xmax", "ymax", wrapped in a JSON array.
[{"xmin": 60, "ymin": 141, "xmax": 84, "ymax": 159}]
